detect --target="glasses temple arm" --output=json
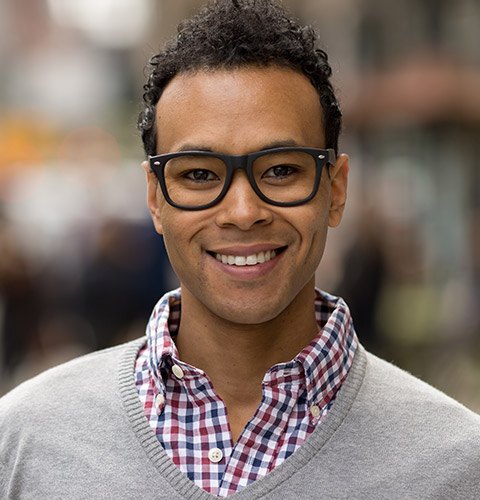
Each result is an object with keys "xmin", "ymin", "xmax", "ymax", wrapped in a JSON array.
[{"xmin": 327, "ymin": 149, "xmax": 336, "ymax": 166}]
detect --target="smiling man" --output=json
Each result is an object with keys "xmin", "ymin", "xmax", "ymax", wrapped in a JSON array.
[
  {"xmin": 1, "ymin": 1, "xmax": 480, "ymax": 499},
  {"xmin": 144, "ymin": 65, "xmax": 348, "ymax": 451}
]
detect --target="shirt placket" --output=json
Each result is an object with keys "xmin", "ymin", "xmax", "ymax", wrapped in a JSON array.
[
  {"xmin": 167, "ymin": 359, "xmax": 235, "ymax": 496},
  {"xmin": 218, "ymin": 366, "xmax": 303, "ymax": 496}
]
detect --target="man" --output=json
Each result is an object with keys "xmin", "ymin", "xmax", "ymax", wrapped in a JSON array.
[{"xmin": 1, "ymin": 1, "xmax": 479, "ymax": 498}]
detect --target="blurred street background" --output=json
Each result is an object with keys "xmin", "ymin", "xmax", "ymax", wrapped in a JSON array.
[{"xmin": 1, "ymin": 0, "xmax": 479, "ymax": 410}]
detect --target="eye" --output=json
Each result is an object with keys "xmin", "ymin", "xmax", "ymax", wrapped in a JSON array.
[
  {"xmin": 184, "ymin": 169, "xmax": 219, "ymax": 182},
  {"xmin": 263, "ymin": 164, "xmax": 297, "ymax": 179}
]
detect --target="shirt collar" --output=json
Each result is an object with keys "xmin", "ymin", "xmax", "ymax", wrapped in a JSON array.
[
  {"xmin": 298, "ymin": 289, "xmax": 358, "ymax": 409},
  {"xmin": 145, "ymin": 288, "xmax": 182, "ymax": 382},
  {"xmin": 146, "ymin": 287, "xmax": 358, "ymax": 409}
]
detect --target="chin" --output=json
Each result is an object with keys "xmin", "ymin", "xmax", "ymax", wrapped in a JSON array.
[{"xmin": 214, "ymin": 300, "xmax": 287, "ymax": 326}]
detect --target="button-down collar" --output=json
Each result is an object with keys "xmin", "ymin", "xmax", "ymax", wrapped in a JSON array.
[{"xmin": 147, "ymin": 287, "xmax": 357, "ymax": 420}]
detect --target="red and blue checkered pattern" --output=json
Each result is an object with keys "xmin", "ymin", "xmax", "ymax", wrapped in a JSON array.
[{"xmin": 135, "ymin": 288, "xmax": 357, "ymax": 496}]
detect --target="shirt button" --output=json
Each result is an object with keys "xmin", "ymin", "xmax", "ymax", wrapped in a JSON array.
[
  {"xmin": 172, "ymin": 364, "xmax": 184, "ymax": 379},
  {"xmin": 310, "ymin": 404, "xmax": 321, "ymax": 418},
  {"xmin": 208, "ymin": 447, "xmax": 223, "ymax": 463},
  {"xmin": 155, "ymin": 393, "xmax": 165, "ymax": 410}
]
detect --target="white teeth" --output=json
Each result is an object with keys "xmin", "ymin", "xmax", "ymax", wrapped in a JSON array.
[
  {"xmin": 214, "ymin": 249, "xmax": 278, "ymax": 266},
  {"xmin": 246, "ymin": 255, "xmax": 257, "ymax": 265},
  {"xmin": 235, "ymin": 256, "xmax": 246, "ymax": 266}
]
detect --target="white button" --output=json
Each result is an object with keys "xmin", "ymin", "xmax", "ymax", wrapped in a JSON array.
[
  {"xmin": 208, "ymin": 447, "xmax": 223, "ymax": 463},
  {"xmin": 310, "ymin": 404, "xmax": 321, "ymax": 418},
  {"xmin": 155, "ymin": 393, "xmax": 165, "ymax": 409},
  {"xmin": 172, "ymin": 364, "xmax": 184, "ymax": 379}
]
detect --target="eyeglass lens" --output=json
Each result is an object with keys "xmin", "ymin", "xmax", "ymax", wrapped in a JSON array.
[{"xmin": 163, "ymin": 150, "xmax": 317, "ymax": 208}]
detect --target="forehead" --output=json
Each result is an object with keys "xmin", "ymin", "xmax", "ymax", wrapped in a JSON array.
[{"xmin": 155, "ymin": 66, "xmax": 324, "ymax": 154}]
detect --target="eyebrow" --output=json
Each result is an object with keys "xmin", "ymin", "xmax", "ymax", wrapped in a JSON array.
[
  {"xmin": 259, "ymin": 139, "xmax": 300, "ymax": 150},
  {"xmin": 177, "ymin": 144, "xmax": 213, "ymax": 152},
  {"xmin": 176, "ymin": 139, "xmax": 301, "ymax": 153}
]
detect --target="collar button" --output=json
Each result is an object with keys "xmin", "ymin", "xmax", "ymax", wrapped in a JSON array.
[
  {"xmin": 172, "ymin": 364, "xmax": 184, "ymax": 379},
  {"xmin": 310, "ymin": 404, "xmax": 321, "ymax": 418}
]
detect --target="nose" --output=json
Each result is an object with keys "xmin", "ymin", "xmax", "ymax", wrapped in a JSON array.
[{"xmin": 214, "ymin": 171, "xmax": 273, "ymax": 230}]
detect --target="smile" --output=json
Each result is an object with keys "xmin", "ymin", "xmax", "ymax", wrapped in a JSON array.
[{"xmin": 211, "ymin": 247, "xmax": 286, "ymax": 266}]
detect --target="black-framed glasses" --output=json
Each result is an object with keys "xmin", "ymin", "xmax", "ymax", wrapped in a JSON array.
[{"xmin": 148, "ymin": 146, "xmax": 336, "ymax": 211}]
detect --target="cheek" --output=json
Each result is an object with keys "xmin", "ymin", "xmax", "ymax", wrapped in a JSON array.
[
  {"xmin": 156, "ymin": 210, "xmax": 185, "ymax": 261},
  {"xmin": 298, "ymin": 206, "xmax": 330, "ymax": 262},
  {"xmin": 162, "ymin": 222, "xmax": 188, "ymax": 257},
  {"xmin": 159, "ymin": 211, "xmax": 205, "ymax": 264},
  {"xmin": 308, "ymin": 222, "xmax": 329, "ymax": 259}
]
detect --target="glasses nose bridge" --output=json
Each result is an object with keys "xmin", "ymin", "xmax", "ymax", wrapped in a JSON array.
[
  {"xmin": 227, "ymin": 153, "xmax": 250, "ymax": 172},
  {"xmin": 222, "ymin": 153, "xmax": 260, "ymax": 202}
]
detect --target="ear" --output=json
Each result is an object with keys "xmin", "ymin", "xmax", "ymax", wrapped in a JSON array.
[
  {"xmin": 328, "ymin": 153, "xmax": 349, "ymax": 228},
  {"xmin": 142, "ymin": 160, "xmax": 164, "ymax": 235}
]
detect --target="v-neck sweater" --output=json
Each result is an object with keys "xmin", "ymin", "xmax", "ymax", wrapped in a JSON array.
[{"xmin": 1, "ymin": 338, "xmax": 480, "ymax": 499}]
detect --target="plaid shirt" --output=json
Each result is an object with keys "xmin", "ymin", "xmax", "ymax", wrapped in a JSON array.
[{"xmin": 135, "ymin": 288, "xmax": 358, "ymax": 497}]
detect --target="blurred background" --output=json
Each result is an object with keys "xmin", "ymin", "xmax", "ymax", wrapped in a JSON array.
[{"xmin": 1, "ymin": 0, "xmax": 479, "ymax": 410}]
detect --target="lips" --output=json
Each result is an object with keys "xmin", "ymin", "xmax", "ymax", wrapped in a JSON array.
[{"xmin": 208, "ymin": 246, "xmax": 286, "ymax": 267}]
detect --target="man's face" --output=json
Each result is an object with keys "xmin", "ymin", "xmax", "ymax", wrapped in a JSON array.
[{"xmin": 145, "ymin": 66, "xmax": 348, "ymax": 325}]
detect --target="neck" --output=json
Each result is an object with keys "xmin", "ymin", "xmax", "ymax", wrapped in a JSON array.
[{"xmin": 175, "ymin": 283, "xmax": 318, "ymax": 408}]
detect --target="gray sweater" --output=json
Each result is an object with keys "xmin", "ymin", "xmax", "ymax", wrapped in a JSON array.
[{"xmin": 1, "ymin": 339, "xmax": 479, "ymax": 499}]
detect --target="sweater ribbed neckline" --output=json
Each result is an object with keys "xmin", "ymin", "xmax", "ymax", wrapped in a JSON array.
[{"xmin": 118, "ymin": 338, "xmax": 367, "ymax": 499}]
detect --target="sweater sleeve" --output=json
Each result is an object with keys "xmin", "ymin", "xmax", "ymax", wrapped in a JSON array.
[
  {"xmin": 0, "ymin": 386, "xmax": 23, "ymax": 498},
  {"xmin": 0, "ymin": 461, "xmax": 6, "ymax": 497}
]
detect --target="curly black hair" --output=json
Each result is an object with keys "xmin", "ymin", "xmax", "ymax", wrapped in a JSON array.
[{"xmin": 138, "ymin": 0, "xmax": 342, "ymax": 156}]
